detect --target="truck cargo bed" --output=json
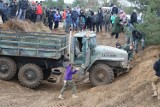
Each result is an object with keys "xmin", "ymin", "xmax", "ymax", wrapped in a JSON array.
[{"xmin": 0, "ymin": 31, "xmax": 68, "ymax": 59}]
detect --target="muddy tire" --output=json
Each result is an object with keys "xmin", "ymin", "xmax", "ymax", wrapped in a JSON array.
[
  {"xmin": 0, "ymin": 57, "xmax": 17, "ymax": 80},
  {"xmin": 89, "ymin": 64, "xmax": 114, "ymax": 86},
  {"xmin": 18, "ymin": 64, "xmax": 43, "ymax": 89}
]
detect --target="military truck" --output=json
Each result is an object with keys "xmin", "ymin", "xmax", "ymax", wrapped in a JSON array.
[{"xmin": 0, "ymin": 31, "xmax": 129, "ymax": 88}]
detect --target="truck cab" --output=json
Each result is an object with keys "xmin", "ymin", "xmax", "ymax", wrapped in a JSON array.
[{"xmin": 69, "ymin": 31, "xmax": 129, "ymax": 86}]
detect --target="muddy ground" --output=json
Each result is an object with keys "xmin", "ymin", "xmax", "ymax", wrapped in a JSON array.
[{"xmin": 0, "ymin": 23, "xmax": 160, "ymax": 107}]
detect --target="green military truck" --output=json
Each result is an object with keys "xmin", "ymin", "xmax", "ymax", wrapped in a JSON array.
[{"xmin": 0, "ymin": 31, "xmax": 129, "ymax": 88}]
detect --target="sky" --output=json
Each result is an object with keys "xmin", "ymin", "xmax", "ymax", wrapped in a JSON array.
[{"xmin": 64, "ymin": 0, "xmax": 74, "ymax": 4}]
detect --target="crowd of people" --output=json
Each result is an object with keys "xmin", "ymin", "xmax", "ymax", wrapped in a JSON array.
[{"xmin": 0, "ymin": 0, "xmax": 63, "ymax": 30}]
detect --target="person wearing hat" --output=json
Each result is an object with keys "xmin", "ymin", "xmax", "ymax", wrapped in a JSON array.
[{"xmin": 58, "ymin": 64, "xmax": 79, "ymax": 100}]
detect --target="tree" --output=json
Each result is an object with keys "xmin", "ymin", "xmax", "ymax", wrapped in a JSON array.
[
  {"xmin": 57, "ymin": 0, "xmax": 65, "ymax": 10},
  {"xmin": 43, "ymin": 0, "xmax": 56, "ymax": 8},
  {"xmin": 72, "ymin": 0, "xmax": 88, "ymax": 8},
  {"xmin": 43, "ymin": 0, "xmax": 64, "ymax": 10},
  {"xmin": 134, "ymin": 0, "xmax": 160, "ymax": 45}
]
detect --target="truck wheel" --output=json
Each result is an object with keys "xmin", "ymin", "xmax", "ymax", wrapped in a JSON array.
[
  {"xmin": 18, "ymin": 64, "xmax": 43, "ymax": 88},
  {"xmin": 0, "ymin": 57, "xmax": 17, "ymax": 80},
  {"xmin": 89, "ymin": 64, "xmax": 114, "ymax": 86}
]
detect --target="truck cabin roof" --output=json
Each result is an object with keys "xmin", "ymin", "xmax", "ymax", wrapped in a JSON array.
[{"xmin": 74, "ymin": 31, "xmax": 96, "ymax": 38}]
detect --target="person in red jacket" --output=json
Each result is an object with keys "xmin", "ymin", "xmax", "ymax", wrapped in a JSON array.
[
  {"xmin": 62, "ymin": 9, "xmax": 66, "ymax": 28},
  {"xmin": 36, "ymin": 3, "xmax": 42, "ymax": 22}
]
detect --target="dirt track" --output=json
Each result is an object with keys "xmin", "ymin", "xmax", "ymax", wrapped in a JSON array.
[{"xmin": 0, "ymin": 28, "xmax": 160, "ymax": 107}]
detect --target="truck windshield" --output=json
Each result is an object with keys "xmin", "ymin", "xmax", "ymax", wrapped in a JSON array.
[{"xmin": 90, "ymin": 37, "xmax": 97, "ymax": 48}]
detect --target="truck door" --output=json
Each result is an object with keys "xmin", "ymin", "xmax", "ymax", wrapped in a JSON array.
[
  {"xmin": 82, "ymin": 37, "xmax": 90, "ymax": 68},
  {"xmin": 85, "ymin": 39, "xmax": 91, "ymax": 67}
]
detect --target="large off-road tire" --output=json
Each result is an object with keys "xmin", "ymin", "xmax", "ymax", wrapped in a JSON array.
[
  {"xmin": 89, "ymin": 64, "xmax": 114, "ymax": 86},
  {"xmin": 0, "ymin": 57, "xmax": 17, "ymax": 80},
  {"xmin": 18, "ymin": 64, "xmax": 44, "ymax": 89}
]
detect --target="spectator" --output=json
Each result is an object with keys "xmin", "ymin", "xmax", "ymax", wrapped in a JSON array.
[
  {"xmin": 96, "ymin": 9, "xmax": 103, "ymax": 32},
  {"xmin": 111, "ymin": 13, "xmax": 122, "ymax": 39},
  {"xmin": 48, "ymin": 9, "xmax": 54, "ymax": 30},
  {"xmin": 42, "ymin": 5, "xmax": 47, "ymax": 25},
  {"xmin": 2, "ymin": 3, "xmax": 9, "ymax": 22},
  {"xmin": 65, "ymin": 10, "xmax": 72, "ymax": 33},
  {"xmin": 130, "ymin": 10, "xmax": 137, "ymax": 25},
  {"xmin": 111, "ymin": 5, "xmax": 118, "ymax": 15},
  {"xmin": 76, "ymin": 5, "xmax": 80, "ymax": 15},
  {"xmin": 62, "ymin": 9, "xmax": 66, "ymax": 29},
  {"xmin": 71, "ymin": 8, "xmax": 79, "ymax": 31},
  {"xmin": 78, "ymin": 10, "xmax": 85, "ymax": 31},
  {"xmin": 36, "ymin": 3, "xmax": 42, "ymax": 22},
  {"xmin": 53, "ymin": 11, "xmax": 61, "ymax": 30},
  {"xmin": 85, "ymin": 10, "xmax": 92, "ymax": 30},
  {"xmin": 91, "ymin": 12, "xmax": 97, "ymax": 32},
  {"xmin": 9, "ymin": 0, "xmax": 17, "ymax": 18},
  {"xmin": 30, "ymin": 1, "xmax": 37, "ymax": 23},
  {"xmin": 17, "ymin": 0, "xmax": 29, "ymax": 20},
  {"xmin": 104, "ymin": 10, "xmax": 111, "ymax": 32}
]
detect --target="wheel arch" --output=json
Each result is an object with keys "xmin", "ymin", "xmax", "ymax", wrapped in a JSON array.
[{"xmin": 86, "ymin": 60, "xmax": 121, "ymax": 72}]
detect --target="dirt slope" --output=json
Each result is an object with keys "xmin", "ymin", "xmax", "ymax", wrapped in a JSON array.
[
  {"xmin": 44, "ymin": 46, "xmax": 160, "ymax": 107},
  {"xmin": 0, "ymin": 29, "xmax": 160, "ymax": 107}
]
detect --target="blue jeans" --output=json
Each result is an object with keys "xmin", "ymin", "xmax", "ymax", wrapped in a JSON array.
[
  {"xmin": 17, "ymin": 9, "xmax": 26, "ymax": 20},
  {"xmin": 134, "ymin": 38, "xmax": 145, "ymax": 53}
]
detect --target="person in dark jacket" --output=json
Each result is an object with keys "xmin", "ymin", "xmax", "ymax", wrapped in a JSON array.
[
  {"xmin": 96, "ymin": 10, "xmax": 103, "ymax": 33},
  {"xmin": 152, "ymin": 54, "xmax": 160, "ymax": 99},
  {"xmin": 85, "ymin": 10, "xmax": 91, "ymax": 30},
  {"xmin": 130, "ymin": 10, "xmax": 137, "ymax": 25},
  {"xmin": 2, "ymin": 3, "xmax": 9, "ymax": 22},
  {"xmin": 71, "ymin": 8, "xmax": 79, "ymax": 31},
  {"xmin": 30, "ymin": 1, "xmax": 37, "ymax": 23},
  {"xmin": 9, "ymin": 0, "xmax": 17, "ymax": 18},
  {"xmin": 91, "ymin": 12, "xmax": 97, "ymax": 32},
  {"xmin": 78, "ymin": 10, "xmax": 85, "ymax": 31},
  {"xmin": 48, "ymin": 9, "xmax": 54, "ymax": 30},
  {"xmin": 17, "ymin": 0, "xmax": 29, "ymax": 20},
  {"xmin": 111, "ymin": 5, "xmax": 118, "ymax": 15}
]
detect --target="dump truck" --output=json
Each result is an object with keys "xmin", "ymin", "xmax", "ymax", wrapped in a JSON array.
[{"xmin": 0, "ymin": 30, "xmax": 129, "ymax": 88}]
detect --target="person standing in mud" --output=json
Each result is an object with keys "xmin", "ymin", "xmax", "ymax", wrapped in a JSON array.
[
  {"xmin": 152, "ymin": 54, "xmax": 160, "ymax": 99},
  {"xmin": 58, "ymin": 64, "xmax": 79, "ymax": 100}
]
